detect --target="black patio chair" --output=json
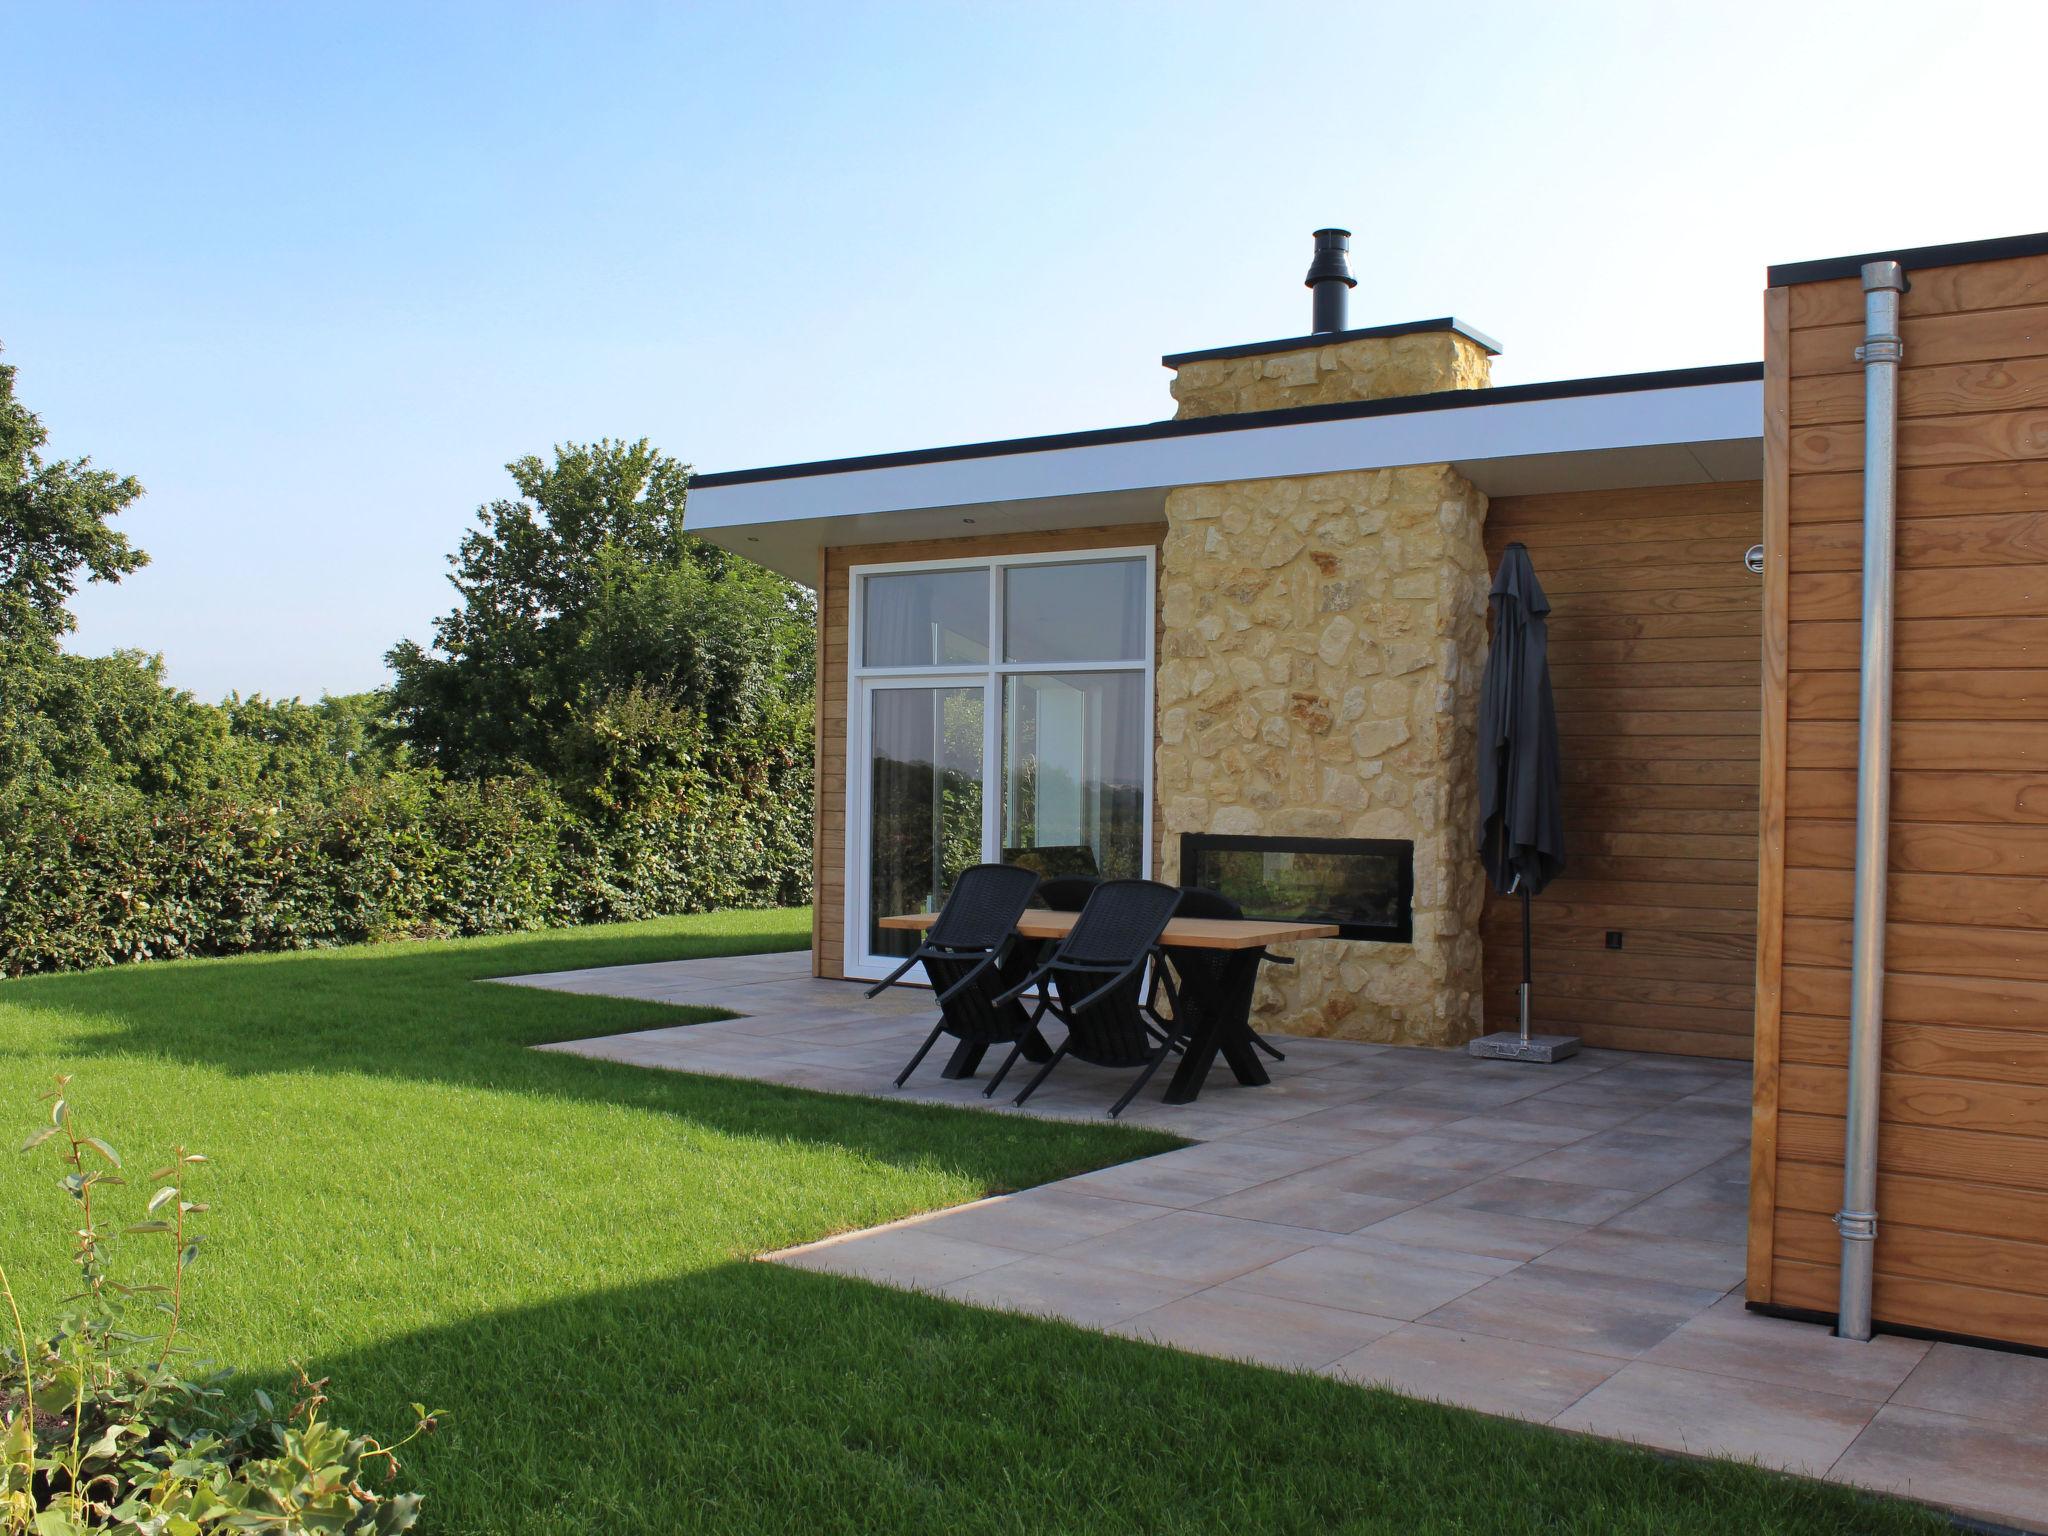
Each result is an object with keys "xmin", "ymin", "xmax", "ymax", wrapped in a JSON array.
[
  {"xmin": 1164, "ymin": 887, "xmax": 1291, "ymax": 1062},
  {"xmin": 865, "ymin": 863, "xmax": 1042, "ymax": 1089},
  {"xmin": 1034, "ymin": 875, "xmax": 1100, "ymax": 912},
  {"xmin": 985, "ymin": 879, "xmax": 1186, "ymax": 1118}
]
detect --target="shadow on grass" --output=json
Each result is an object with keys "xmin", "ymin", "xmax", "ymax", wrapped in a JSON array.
[
  {"xmin": 0, "ymin": 915, "xmax": 1178, "ymax": 1194},
  {"xmin": 276, "ymin": 1259, "xmax": 1945, "ymax": 1536}
]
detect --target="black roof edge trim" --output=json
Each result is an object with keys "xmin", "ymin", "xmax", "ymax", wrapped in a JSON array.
[
  {"xmin": 1160, "ymin": 317, "xmax": 1503, "ymax": 367},
  {"xmin": 1768, "ymin": 229, "xmax": 2048, "ymax": 288},
  {"xmin": 686, "ymin": 363, "xmax": 1763, "ymax": 489}
]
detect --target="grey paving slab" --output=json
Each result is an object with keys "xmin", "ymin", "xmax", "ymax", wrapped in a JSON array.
[
  {"xmin": 1419, "ymin": 1262, "xmax": 1726, "ymax": 1359},
  {"xmin": 1555, "ymin": 1362, "xmax": 1878, "ymax": 1476},
  {"xmin": 1223, "ymin": 1239, "xmax": 1502, "ymax": 1322},
  {"xmin": 1640, "ymin": 1293, "xmax": 1930, "ymax": 1403},
  {"xmin": 1112, "ymin": 1289, "xmax": 1401, "ymax": 1370},
  {"xmin": 510, "ymin": 948, "xmax": 2044, "ymax": 1533},
  {"xmin": 1830, "ymin": 1403, "xmax": 2048, "ymax": 1531},
  {"xmin": 1890, "ymin": 1339, "xmax": 2048, "ymax": 1425},
  {"xmin": 1327, "ymin": 1323, "xmax": 1620, "ymax": 1421}
]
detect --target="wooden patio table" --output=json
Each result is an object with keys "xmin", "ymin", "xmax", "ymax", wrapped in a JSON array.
[{"xmin": 878, "ymin": 910, "xmax": 1338, "ymax": 1105}]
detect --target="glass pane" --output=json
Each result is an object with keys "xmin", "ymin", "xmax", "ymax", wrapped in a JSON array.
[
  {"xmin": 861, "ymin": 568, "xmax": 989, "ymax": 667},
  {"xmin": 1000, "ymin": 672, "xmax": 1145, "ymax": 881},
  {"xmin": 1004, "ymin": 559, "xmax": 1146, "ymax": 664},
  {"xmin": 867, "ymin": 686, "xmax": 985, "ymax": 959}
]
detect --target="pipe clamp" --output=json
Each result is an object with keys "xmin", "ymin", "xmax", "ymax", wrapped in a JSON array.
[{"xmin": 1834, "ymin": 1208, "xmax": 1879, "ymax": 1242}]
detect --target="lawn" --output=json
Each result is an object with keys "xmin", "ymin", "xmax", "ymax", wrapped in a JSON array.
[{"xmin": 0, "ymin": 910, "xmax": 1939, "ymax": 1535}]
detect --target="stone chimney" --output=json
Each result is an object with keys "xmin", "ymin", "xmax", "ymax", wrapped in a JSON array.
[
  {"xmin": 1166, "ymin": 319, "xmax": 1498, "ymax": 419},
  {"xmin": 1151, "ymin": 233, "xmax": 1500, "ymax": 1048},
  {"xmin": 1164, "ymin": 229, "xmax": 1496, "ymax": 418}
]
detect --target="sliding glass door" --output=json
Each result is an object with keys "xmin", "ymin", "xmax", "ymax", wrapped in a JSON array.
[
  {"xmin": 865, "ymin": 682, "xmax": 985, "ymax": 961},
  {"xmin": 846, "ymin": 549, "xmax": 1153, "ymax": 980}
]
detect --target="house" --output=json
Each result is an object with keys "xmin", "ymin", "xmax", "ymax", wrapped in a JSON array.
[{"xmin": 687, "ymin": 228, "xmax": 2048, "ymax": 1354}]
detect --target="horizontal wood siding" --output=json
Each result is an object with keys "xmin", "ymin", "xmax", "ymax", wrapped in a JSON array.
[
  {"xmin": 813, "ymin": 523, "xmax": 1164, "ymax": 980},
  {"xmin": 1756, "ymin": 248, "xmax": 2048, "ymax": 1348},
  {"xmin": 1481, "ymin": 482, "xmax": 1765, "ymax": 1059}
]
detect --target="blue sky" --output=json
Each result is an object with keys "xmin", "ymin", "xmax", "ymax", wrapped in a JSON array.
[{"xmin": 7, "ymin": 1, "xmax": 2045, "ymax": 699}]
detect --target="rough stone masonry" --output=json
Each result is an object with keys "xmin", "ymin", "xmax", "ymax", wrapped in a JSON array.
[{"xmin": 1154, "ymin": 328, "xmax": 1495, "ymax": 1046}]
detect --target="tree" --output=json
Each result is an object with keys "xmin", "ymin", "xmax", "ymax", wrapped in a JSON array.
[
  {"xmin": 0, "ymin": 346, "xmax": 147, "ymax": 651},
  {"xmin": 387, "ymin": 438, "xmax": 814, "ymax": 785}
]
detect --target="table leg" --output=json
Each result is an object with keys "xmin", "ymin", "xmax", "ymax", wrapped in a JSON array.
[{"xmin": 1161, "ymin": 948, "xmax": 1270, "ymax": 1105}]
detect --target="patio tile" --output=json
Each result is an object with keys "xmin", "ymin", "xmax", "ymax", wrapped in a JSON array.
[
  {"xmin": 936, "ymin": 1254, "xmax": 1198, "ymax": 1328},
  {"xmin": 1195, "ymin": 1175, "xmax": 1416, "ymax": 1234},
  {"xmin": 1686, "ymin": 1077, "xmax": 1757, "ymax": 1105},
  {"xmin": 1432, "ymin": 1175, "xmax": 1647, "ymax": 1227},
  {"xmin": 1640, "ymin": 1294, "xmax": 1929, "ymax": 1402},
  {"xmin": 1460, "ymin": 1093, "xmax": 1656, "ymax": 1136},
  {"xmin": 1391, "ymin": 1076, "xmax": 1558, "ymax": 1113},
  {"xmin": 1890, "ymin": 1339, "xmax": 2048, "ymax": 1424},
  {"xmin": 1355, "ymin": 1205, "xmax": 1585, "ymax": 1263},
  {"xmin": 1615, "ymin": 1097, "xmax": 1754, "ymax": 1142},
  {"xmin": 1062, "ymin": 1158, "xmax": 1268, "ymax": 1210},
  {"xmin": 1110, "ymin": 1289, "xmax": 1400, "ymax": 1370},
  {"xmin": 1421, "ymin": 1263, "xmax": 1726, "ymax": 1359},
  {"xmin": 1440, "ymin": 1111, "xmax": 1599, "ymax": 1148},
  {"xmin": 1147, "ymin": 1136, "xmax": 1355, "ymax": 1181},
  {"xmin": 1515, "ymin": 1128, "xmax": 1734, "ymax": 1193},
  {"xmin": 1222, "ymin": 1241, "xmax": 1500, "ymax": 1321},
  {"xmin": 1350, "ymin": 1130, "xmax": 1544, "ymax": 1175},
  {"xmin": 1597, "ymin": 1182, "xmax": 1749, "ymax": 1245},
  {"xmin": 1325, "ymin": 1324, "xmax": 1620, "ymax": 1421},
  {"xmin": 1579, "ymin": 1063, "xmax": 1737, "ymax": 1095},
  {"xmin": 777, "ymin": 1227, "xmax": 1024, "ymax": 1290},
  {"xmin": 1528, "ymin": 1230, "xmax": 1747, "ymax": 1291},
  {"xmin": 1553, "ymin": 1362, "xmax": 1876, "ymax": 1475},
  {"xmin": 1278, "ymin": 1101, "xmax": 1472, "ymax": 1138},
  {"xmin": 1521, "ymin": 1081, "xmax": 1690, "ymax": 1113},
  {"xmin": 1829, "ymin": 1404, "xmax": 2048, "ymax": 1529},
  {"xmin": 1055, "ymin": 1209, "xmax": 1319, "ymax": 1285},
  {"xmin": 909, "ymin": 1187, "xmax": 1166, "ymax": 1254},
  {"xmin": 1326, "ymin": 1232, "xmax": 1522, "ymax": 1276}
]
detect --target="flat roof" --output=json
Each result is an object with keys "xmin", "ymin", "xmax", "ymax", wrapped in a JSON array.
[
  {"xmin": 688, "ymin": 364, "xmax": 1764, "ymax": 585},
  {"xmin": 1768, "ymin": 228, "xmax": 2048, "ymax": 287},
  {"xmin": 690, "ymin": 363, "xmax": 1759, "ymax": 489}
]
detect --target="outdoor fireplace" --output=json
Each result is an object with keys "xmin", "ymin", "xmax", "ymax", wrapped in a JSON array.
[{"xmin": 1179, "ymin": 833, "xmax": 1413, "ymax": 943}]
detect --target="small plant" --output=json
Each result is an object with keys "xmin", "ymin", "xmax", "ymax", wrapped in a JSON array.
[{"xmin": 1, "ymin": 1076, "xmax": 438, "ymax": 1534}]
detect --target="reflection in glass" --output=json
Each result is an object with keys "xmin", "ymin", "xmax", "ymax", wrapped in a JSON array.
[
  {"xmin": 1004, "ymin": 559, "xmax": 1146, "ymax": 664},
  {"xmin": 861, "ymin": 568, "xmax": 989, "ymax": 667},
  {"xmin": 1000, "ymin": 672, "xmax": 1144, "ymax": 881},
  {"xmin": 868, "ymin": 686, "xmax": 985, "ymax": 958}
]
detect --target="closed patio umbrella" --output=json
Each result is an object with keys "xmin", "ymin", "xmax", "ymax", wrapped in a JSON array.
[{"xmin": 1469, "ymin": 542, "xmax": 1578, "ymax": 1063}]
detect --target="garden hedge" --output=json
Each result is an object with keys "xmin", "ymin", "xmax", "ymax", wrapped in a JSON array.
[{"xmin": 0, "ymin": 764, "xmax": 810, "ymax": 976}]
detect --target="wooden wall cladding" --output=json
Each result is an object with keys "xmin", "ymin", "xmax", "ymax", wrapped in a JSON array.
[
  {"xmin": 1751, "ymin": 249, "xmax": 2048, "ymax": 1348},
  {"xmin": 1480, "ymin": 481, "xmax": 1765, "ymax": 1060},
  {"xmin": 811, "ymin": 523, "xmax": 1164, "ymax": 979}
]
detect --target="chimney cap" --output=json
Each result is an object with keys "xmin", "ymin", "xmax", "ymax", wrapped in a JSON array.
[{"xmin": 1305, "ymin": 227, "xmax": 1357, "ymax": 290}]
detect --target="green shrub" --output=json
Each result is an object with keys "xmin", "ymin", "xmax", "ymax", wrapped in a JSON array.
[
  {"xmin": 0, "ymin": 751, "xmax": 811, "ymax": 977},
  {"xmin": 2, "ymin": 1078, "xmax": 436, "ymax": 1533}
]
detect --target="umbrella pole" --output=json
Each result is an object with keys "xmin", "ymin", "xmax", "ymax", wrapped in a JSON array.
[{"xmin": 1519, "ymin": 884, "xmax": 1532, "ymax": 1046}]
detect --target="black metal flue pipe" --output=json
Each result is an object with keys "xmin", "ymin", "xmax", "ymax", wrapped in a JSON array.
[{"xmin": 1305, "ymin": 228, "xmax": 1357, "ymax": 333}]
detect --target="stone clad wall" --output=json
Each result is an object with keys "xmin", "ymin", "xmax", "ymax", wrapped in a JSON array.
[
  {"xmin": 1154, "ymin": 466, "xmax": 1491, "ymax": 1047},
  {"xmin": 1169, "ymin": 332, "xmax": 1492, "ymax": 419}
]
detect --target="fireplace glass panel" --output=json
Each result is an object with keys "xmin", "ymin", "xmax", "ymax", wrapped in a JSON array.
[{"xmin": 1179, "ymin": 834, "xmax": 1413, "ymax": 943}]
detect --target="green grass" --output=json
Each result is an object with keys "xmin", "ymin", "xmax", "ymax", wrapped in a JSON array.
[{"xmin": 0, "ymin": 911, "xmax": 1940, "ymax": 1535}]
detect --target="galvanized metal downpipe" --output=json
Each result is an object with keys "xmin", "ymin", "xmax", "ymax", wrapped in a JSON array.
[{"xmin": 1836, "ymin": 258, "xmax": 1907, "ymax": 1342}]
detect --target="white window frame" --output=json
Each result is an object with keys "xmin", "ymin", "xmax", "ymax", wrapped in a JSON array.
[{"xmin": 842, "ymin": 545, "xmax": 1156, "ymax": 982}]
